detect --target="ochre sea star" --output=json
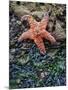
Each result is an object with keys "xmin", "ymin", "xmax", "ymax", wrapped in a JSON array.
[{"xmin": 18, "ymin": 12, "xmax": 56, "ymax": 54}]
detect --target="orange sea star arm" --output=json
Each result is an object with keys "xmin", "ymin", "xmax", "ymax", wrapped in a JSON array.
[
  {"xmin": 40, "ymin": 12, "xmax": 49, "ymax": 30},
  {"xmin": 18, "ymin": 31, "xmax": 32, "ymax": 41},
  {"xmin": 34, "ymin": 37, "xmax": 46, "ymax": 54},
  {"xmin": 42, "ymin": 30, "xmax": 56, "ymax": 44}
]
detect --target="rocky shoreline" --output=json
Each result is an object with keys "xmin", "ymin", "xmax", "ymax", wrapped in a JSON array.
[{"xmin": 9, "ymin": 1, "xmax": 66, "ymax": 89}]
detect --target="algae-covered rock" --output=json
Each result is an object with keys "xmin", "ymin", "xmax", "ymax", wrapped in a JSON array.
[
  {"xmin": 53, "ymin": 20, "xmax": 66, "ymax": 41},
  {"xmin": 9, "ymin": 1, "xmax": 30, "ymax": 17}
]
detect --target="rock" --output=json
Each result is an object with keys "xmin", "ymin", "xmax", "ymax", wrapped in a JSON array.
[
  {"xmin": 52, "ymin": 20, "xmax": 66, "ymax": 41},
  {"xmin": 11, "ymin": 18, "xmax": 16, "ymax": 22},
  {"xmin": 10, "ymin": 2, "xmax": 30, "ymax": 17},
  {"xmin": 16, "ymin": 79, "xmax": 20, "ymax": 84},
  {"xmin": 18, "ymin": 55, "xmax": 29, "ymax": 65},
  {"xmin": 40, "ymin": 72, "xmax": 45, "ymax": 78},
  {"xmin": 10, "ymin": 2, "xmax": 48, "ymax": 19},
  {"xmin": 16, "ymin": 20, "xmax": 21, "ymax": 25},
  {"xmin": 48, "ymin": 21, "xmax": 54, "ymax": 32},
  {"xmin": 40, "ymin": 71, "xmax": 48, "ymax": 79},
  {"xmin": 32, "ymin": 11, "xmax": 46, "ymax": 19},
  {"xmin": 47, "ymin": 49, "xmax": 58, "ymax": 58},
  {"xmin": 10, "ymin": 48, "xmax": 15, "ymax": 54},
  {"xmin": 23, "ymin": 3, "xmax": 36, "ymax": 12},
  {"xmin": 9, "ymin": 53, "xmax": 14, "ymax": 61}
]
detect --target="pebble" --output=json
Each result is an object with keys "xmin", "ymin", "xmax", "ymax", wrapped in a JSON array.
[
  {"xmin": 11, "ymin": 18, "xmax": 16, "ymax": 22},
  {"xmin": 16, "ymin": 21, "xmax": 21, "ymax": 25},
  {"xmin": 40, "ymin": 72, "xmax": 45, "ymax": 78},
  {"xmin": 16, "ymin": 79, "xmax": 20, "ymax": 84},
  {"xmin": 10, "ymin": 49, "xmax": 15, "ymax": 54}
]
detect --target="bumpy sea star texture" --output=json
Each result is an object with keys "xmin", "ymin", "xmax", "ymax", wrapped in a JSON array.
[{"xmin": 18, "ymin": 13, "xmax": 56, "ymax": 54}]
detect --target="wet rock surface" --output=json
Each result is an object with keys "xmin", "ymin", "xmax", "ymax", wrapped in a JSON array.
[{"xmin": 9, "ymin": 1, "xmax": 66, "ymax": 89}]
